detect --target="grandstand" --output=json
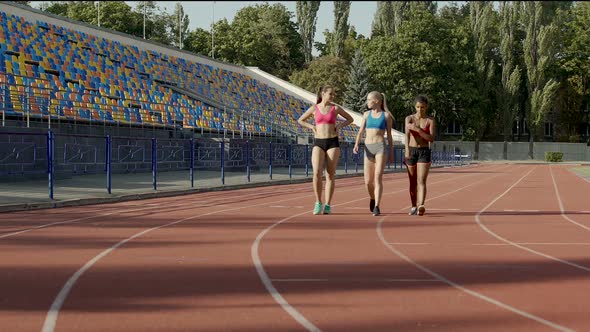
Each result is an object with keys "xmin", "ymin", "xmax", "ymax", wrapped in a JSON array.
[{"xmin": 0, "ymin": 2, "xmax": 403, "ymax": 144}]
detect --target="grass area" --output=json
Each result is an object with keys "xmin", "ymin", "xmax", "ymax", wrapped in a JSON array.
[{"xmin": 571, "ymin": 166, "xmax": 590, "ymax": 179}]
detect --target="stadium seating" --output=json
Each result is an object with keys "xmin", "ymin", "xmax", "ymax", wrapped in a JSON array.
[{"xmin": 0, "ymin": 11, "xmax": 358, "ymax": 141}]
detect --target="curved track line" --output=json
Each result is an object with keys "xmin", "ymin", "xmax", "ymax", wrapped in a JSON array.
[
  {"xmin": 549, "ymin": 166, "xmax": 590, "ymax": 231},
  {"xmin": 0, "ymin": 181, "xmax": 335, "ymax": 240},
  {"xmin": 567, "ymin": 167, "xmax": 590, "ymax": 185},
  {"xmin": 251, "ymin": 165, "xmax": 503, "ymax": 332},
  {"xmin": 39, "ymin": 185, "xmax": 350, "ymax": 332},
  {"xmin": 40, "ymin": 170, "xmax": 448, "ymax": 332},
  {"xmin": 377, "ymin": 218, "xmax": 574, "ymax": 332},
  {"xmin": 3, "ymin": 165, "xmax": 470, "ymax": 240},
  {"xmin": 377, "ymin": 166, "xmax": 575, "ymax": 332},
  {"xmin": 41, "ymin": 165, "xmax": 485, "ymax": 332},
  {"xmin": 475, "ymin": 166, "xmax": 590, "ymax": 273}
]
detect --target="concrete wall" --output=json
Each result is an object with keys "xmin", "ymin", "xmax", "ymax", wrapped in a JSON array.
[{"xmin": 434, "ymin": 141, "xmax": 590, "ymax": 161}]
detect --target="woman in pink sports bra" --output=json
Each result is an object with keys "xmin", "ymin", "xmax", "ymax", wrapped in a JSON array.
[
  {"xmin": 297, "ymin": 85, "xmax": 354, "ymax": 215},
  {"xmin": 404, "ymin": 95, "xmax": 436, "ymax": 216}
]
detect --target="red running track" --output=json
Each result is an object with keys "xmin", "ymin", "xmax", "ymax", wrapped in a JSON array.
[{"xmin": 1, "ymin": 164, "xmax": 589, "ymax": 332}]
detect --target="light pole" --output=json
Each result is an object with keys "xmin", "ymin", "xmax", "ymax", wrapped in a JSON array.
[
  {"xmin": 211, "ymin": 1, "xmax": 215, "ymax": 59},
  {"xmin": 143, "ymin": 2, "xmax": 146, "ymax": 39},
  {"xmin": 97, "ymin": 1, "xmax": 101, "ymax": 27}
]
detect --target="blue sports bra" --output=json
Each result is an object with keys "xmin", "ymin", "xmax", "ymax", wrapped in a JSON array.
[{"xmin": 366, "ymin": 111, "xmax": 386, "ymax": 130}]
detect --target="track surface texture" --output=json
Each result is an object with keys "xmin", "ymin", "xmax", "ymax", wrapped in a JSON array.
[{"xmin": 1, "ymin": 164, "xmax": 589, "ymax": 332}]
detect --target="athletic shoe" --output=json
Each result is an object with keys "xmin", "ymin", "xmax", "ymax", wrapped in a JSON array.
[
  {"xmin": 369, "ymin": 199, "xmax": 375, "ymax": 212},
  {"xmin": 373, "ymin": 206, "xmax": 381, "ymax": 216},
  {"xmin": 323, "ymin": 204, "xmax": 332, "ymax": 215},
  {"xmin": 418, "ymin": 205, "xmax": 426, "ymax": 216},
  {"xmin": 408, "ymin": 207, "xmax": 418, "ymax": 215},
  {"xmin": 313, "ymin": 202, "xmax": 322, "ymax": 215}
]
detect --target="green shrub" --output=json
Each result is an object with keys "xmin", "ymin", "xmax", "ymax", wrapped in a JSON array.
[{"xmin": 545, "ymin": 152, "xmax": 563, "ymax": 162}]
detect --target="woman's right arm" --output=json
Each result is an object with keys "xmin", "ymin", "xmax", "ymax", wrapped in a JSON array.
[
  {"xmin": 297, "ymin": 106, "xmax": 316, "ymax": 132},
  {"xmin": 353, "ymin": 112, "xmax": 367, "ymax": 154}
]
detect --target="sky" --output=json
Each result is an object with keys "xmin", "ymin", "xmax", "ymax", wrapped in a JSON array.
[
  {"xmin": 32, "ymin": 1, "xmax": 464, "ymax": 54},
  {"xmin": 141, "ymin": 1, "xmax": 378, "ymax": 49}
]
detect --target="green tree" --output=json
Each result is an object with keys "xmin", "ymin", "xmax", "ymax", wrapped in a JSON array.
[
  {"xmin": 210, "ymin": 19, "xmax": 235, "ymax": 61},
  {"xmin": 170, "ymin": 3, "xmax": 189, "ymax": 49},
  {"xmin": 228, "ymin": 3, "xmax": 304, "ymax": 79},
  {"xmin": 296, "ymin": 1, "xmax": 321, "ymax": 64},
  {"xmin": 331, "ymin": 1, "xmax": 350, "ymax": 58},
  {"xmin": 289, "ymin": 56, "xmax": 349, "ymax": 104},
  {"xmin": 315, "ymin": 26, "xmax": 367, "ymax": 63},
  {"xmin": 134, "ymin": 1, "xmax": 172, "ymax": 45},
  {"xmin": 522, "ymin": 1, "xmax": 560, "ymax": 157},
  {"xmin": 555, "ymin": 2, "xmax": 590, "ymax": 141},
  {"xmin": 42, "ymin": 1, "xmax": 69, "ymax": 16},
  {"xmin": 435, "ymin": 2, "xmax": 477, "ymax": 137},
  {"xmin": 466, "ymin": 1, "xmax": 498, "ymax": 160},
  {"xmin": 183, "ymin": 28, "xmax": 212, "ymax": 57},
  {"xmin": 371, "ymin": 1, "xmax": 437, "ymax": 37},
  {"xmin": 65, "ymin": 1, "xmax": 138, "ymax": 35},
  {"xmin": 498, "ymin": 1, "xmax": 522, "ymax": 158},
  {"xmin": 343, "ymin": 48, "xmax": 371, "ymax": 114}
]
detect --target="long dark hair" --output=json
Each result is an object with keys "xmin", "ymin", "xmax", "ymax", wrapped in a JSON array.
[{"xmin": 317, "ymin": 85, "xmax": 334, "ymax": 104}]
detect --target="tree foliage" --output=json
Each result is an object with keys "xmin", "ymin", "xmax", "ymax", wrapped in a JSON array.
[
  {"xmin": 289, "ymin": 56, "xmax": 350, "ymax": 104},
  {"xmin": 498, "ymin": 1, "xmax": 522, "ymax": 157},
  {"xmin": 331, "ymin": 1, "xmax": 350, "ymax": 58},
  {"xmin": 296, "ymin": 1, "xmax": 321, "ymax": 63},
  {"xmin": 522, "ymin": 2, "xmax": 560, "ymax": 155},
  {"xmin": 343, "ymin": 48, "xmax": 371, "ymax": 114}
]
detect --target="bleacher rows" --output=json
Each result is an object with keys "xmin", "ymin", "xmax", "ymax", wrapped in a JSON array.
[{"xmin": 0, "ymin": 11, "xmax": 359, "ymax": 140}]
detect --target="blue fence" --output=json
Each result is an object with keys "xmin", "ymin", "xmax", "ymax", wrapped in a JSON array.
[{"xmin": 0, "ymin": 131, "xmax": 471, "ymax": 199}]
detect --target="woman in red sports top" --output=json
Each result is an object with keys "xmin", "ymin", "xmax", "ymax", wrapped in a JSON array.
[
  {"xmin": 297, "ymin": 85, "xmax": 354, "ymax": 215},
  {"xmin": 404, "ymin": 95, "xmax": 436, "ymax": 216}
]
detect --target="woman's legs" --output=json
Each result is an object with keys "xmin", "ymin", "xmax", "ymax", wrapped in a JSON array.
[
  {"xmin": 324, "ymin": 147, "xmax": 341, "ymax": 206},
  {"xmin": 311, "ymin": 146, "xmax": 326, "ymax": 204},
  {"xmin": 406, "ymin": 164, "xmax": 417, "ymax": 208},
  {"xmin": 416, "ymin": 162, "xmax": 431, "ymax": 215},
  {"xmin": 364, "ymin": 155, "xmax": 376, "ymax": 207},
  {"xmin": 374, "ymin": 152, "xmax": 386, "ymax": 208}
]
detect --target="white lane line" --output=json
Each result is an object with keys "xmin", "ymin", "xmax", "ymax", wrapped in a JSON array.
[
  {"xmin": 0, "ymin": 186, "xmax": 313, "ymax": 240},
  {"xmin": 41, "ymin": 171, "xmax": 430, "ymax": 332},
  {"xmin": 269, "ymin": 205, "xmax": 304, "ymax": 209},
  {"xmin": 379, "ymin": 166, "xmax": 575, "ymax": 332},
  {"xmin": 390, "ymin": 242, "xmax": 590, "ymax": 246},
  {"xmin": 476, "ymin": 167, "xmax": 590, "ymax": 273},
  {"xmin": 251, "ymin": 166, "xmax": 498, "ymax": 332},
  {"xmin": 271, "ymin": 278, "xmax": 440, "ymax": 283},
  {"xmin": 550, "ymin": 166, "xmax": 590, "ymax": 231},
  {"xmin": 41, "ymin": 165, "xmax": 493, "ymax": 332},
  {"xmin": 0, "ymin": 204, "xmax": 176, "ymax": 239},
  {"xmin": 251, "ymin": 165, "xmax": 509, "ymax": 331},
  {"xmin": 41, "ymin": 185, "xmax": 345, "ymax": 332},
  {"xmin": 378, "ymin": 218, "xmax": 573, "ymax": 332}
]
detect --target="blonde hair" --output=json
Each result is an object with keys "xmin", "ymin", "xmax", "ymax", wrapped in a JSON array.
[{"xmin": 368, "ymin": 91, "xmax": 389, "ymax": 113}]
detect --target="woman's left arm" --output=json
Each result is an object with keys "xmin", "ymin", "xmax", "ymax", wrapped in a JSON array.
[
  {"xmin": 416, "ymin": 118, "xmax": 436, "ymax": 142},
  {"xmin": 335, "ymin": 106, "xmax": 354, "ymax": 130}
]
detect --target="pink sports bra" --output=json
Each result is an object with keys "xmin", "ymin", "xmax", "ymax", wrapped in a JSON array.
[{"xmin": 315, "ymin": 105, "xmax": 337, "ymax": 125}]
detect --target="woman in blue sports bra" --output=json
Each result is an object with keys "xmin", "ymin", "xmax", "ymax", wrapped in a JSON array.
[
  {"xmin": 297, "ymin": 85, "xmax": 354, "ymax": 215},
  {"xmin": 353, "ymin": 91, "xmax": 395, "ymax": 216}
]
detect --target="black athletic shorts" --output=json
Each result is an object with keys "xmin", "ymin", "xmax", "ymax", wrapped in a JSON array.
[
  {"xmin": 313, "ymin": 136, "xmax": 340, "ymax": 152},
  {"xmin": 405, "ymin": 146, "xmax": 432, "ymax": 166}
]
